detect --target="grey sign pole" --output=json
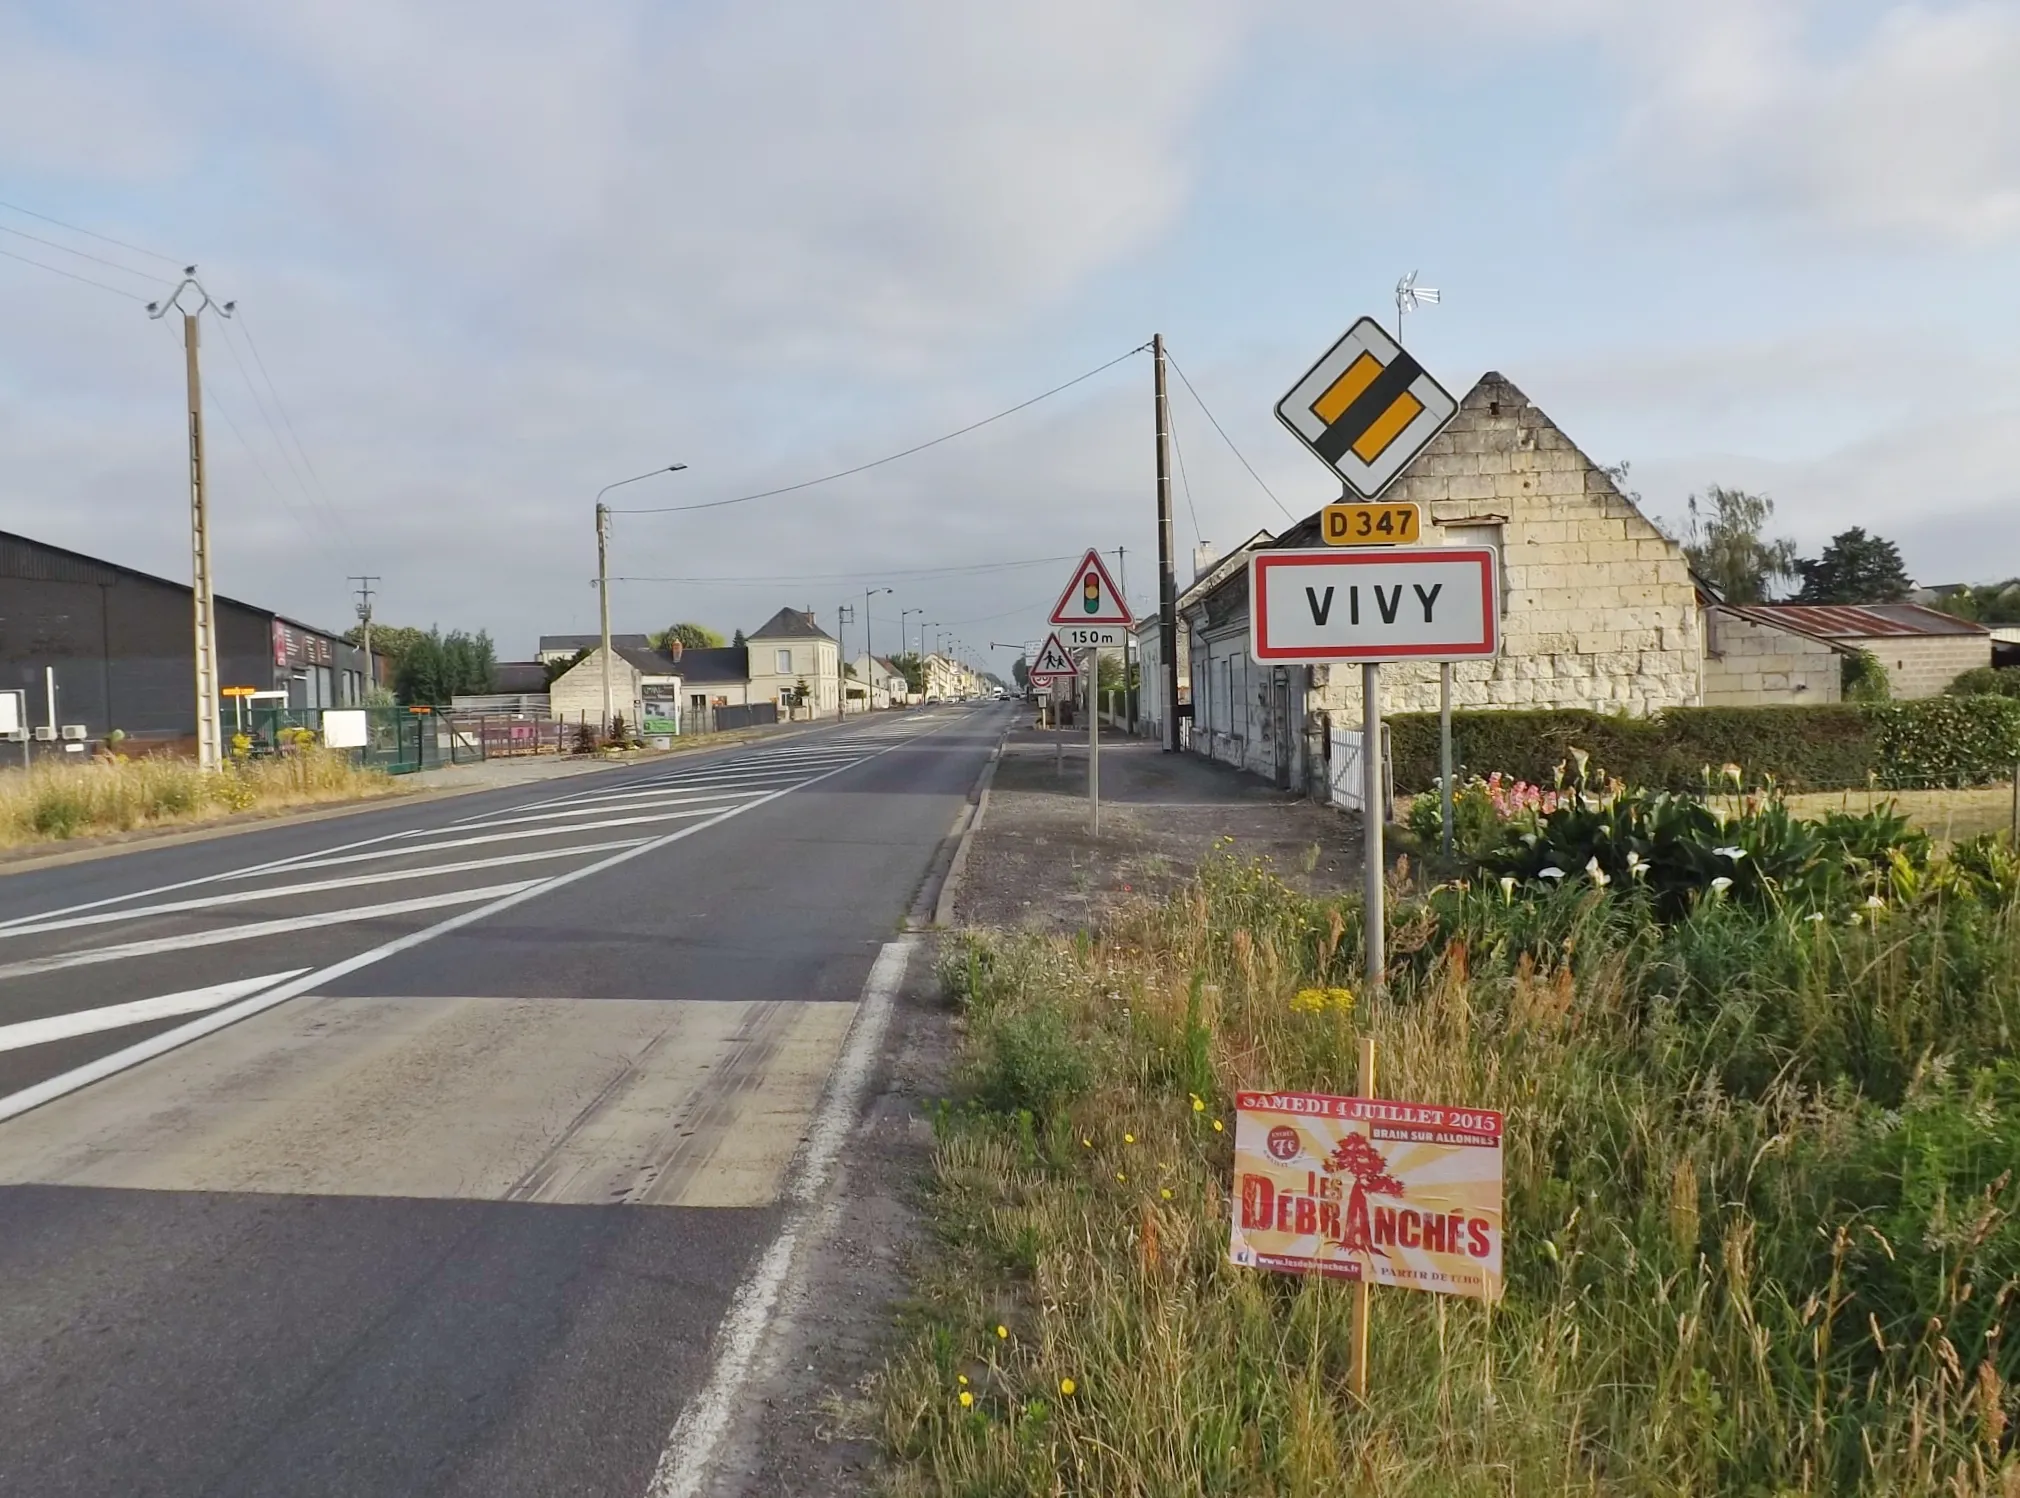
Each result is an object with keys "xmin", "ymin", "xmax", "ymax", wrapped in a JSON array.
[
  {"xmin": 1363, "ymin": 662, "xmax": 1385, "ymax": 993},
  {"xmin": 1440, "ymin": 662, "xmax": 1455, "ymax": 860},
  {"xmin": 1087, "ymin": 649, "xmax": 1101, "ymax": 836}
]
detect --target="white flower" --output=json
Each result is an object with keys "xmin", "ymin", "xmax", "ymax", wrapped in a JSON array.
[
  {"xmin": 1714, "ymin": 846, "xmax": 1747, "ymax": 861},
  {"xmin": 1538, "ymin": 866, "xmax": 1566, "ymax": 881},
  {"xmin": 1865, "ymin": 894, "xmax": 1886, "ymax": 909},
  {"xmin": 1625, "ymin": 851, "xmax": 1649, "ymax": 880},
  {"xmin": 1710, "ymin": 876, "xmax": 1734, "ymax": 894},
  {"xmin": 1498, "ymin": 876, "xmax": 1517, "ymax": 902},
  {"xmin": 1806, "ymin": 911, "xmax": 1828, "ymax": 923},
  {"xmin": 1847, "ymin": 911, "xmax": 1864, "ymax": 926},
  {"xmin": 1584, "ymin": 856, "xmax": 1611, "ymax": 887}
]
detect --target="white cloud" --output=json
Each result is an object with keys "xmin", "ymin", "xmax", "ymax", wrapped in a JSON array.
[{"xmin": 1611, "ymin": 2, "xmax": 2020, "ymax": 246}]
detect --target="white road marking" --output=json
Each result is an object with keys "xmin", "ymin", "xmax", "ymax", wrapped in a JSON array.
[
  {"xmin": 0, "ymin": 882, "xmax": 540, "ymax": 982},
  {"xmin": 0, "ymin": 715, "xmax": 958, "ymax": 1127},
  {"xmin": 444, "ymin": 789, "xmax": 766, "ymax": 831},
  {"xmin": 0, "ymin": 970, "xmax": 311, "ymax": 1054},
  {"xmin": 0, "ymin": 843, "xmax": 641, "ymax": 940},
  {"xmin": 644, "ymin": 935, "xmax": 916, "ymax": 1498}
]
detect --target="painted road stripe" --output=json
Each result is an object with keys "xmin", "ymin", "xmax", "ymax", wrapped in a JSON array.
[
  {"xmin": 0, "ymin": 882, "xmax": 541, "ymax": 983},
  {"xmin": 452, "ymin": 786, "xmax": 773, "ymax": 826},
  {"xmin": 442, "ymin": 799, "xmax": 752, "ymax": 836},
  {"xmin": 0, "ymin": 844, "xmax": 641, "ymax": 940},
  {"xmin": 0, "ymin": 970, "xmax": 311, "ymax": 1054},
  {"xmin": 0, "ymin": 713, "xmax": 960, "ymax": 1128},
  {"xmin": 645, "ymin": 936, "xmax": 916, "ymax": 1498}
]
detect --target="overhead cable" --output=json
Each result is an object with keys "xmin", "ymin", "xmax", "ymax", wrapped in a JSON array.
[
  {"xmin": 1161, "ymin": 345, "xmax": 1298, "ymax": 522},
  {"xmin": 610, "ymin": 343, "xmax": 1152, "ymax": 515}
]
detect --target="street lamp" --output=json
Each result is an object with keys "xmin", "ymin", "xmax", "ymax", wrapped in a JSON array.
[
  {"xmin": 861, "ymin": 587, "xmax": 892, "ymax": 713},
  {"xmin": 596, "ymin": 464, "xmax": 686, "ymax": 734},
  {"xmin": 900, "ymin": 608, "xmax": 920, "ymax": 660}
]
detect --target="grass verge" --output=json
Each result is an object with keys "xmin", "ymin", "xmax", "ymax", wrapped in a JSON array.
[
  {"xmin": 882, "ymin": 854, "xmax": 2020, "ymax": 1495},
  {"xmin": 0, "ymin": 750, "xmax": 405, "ymax": 850}
]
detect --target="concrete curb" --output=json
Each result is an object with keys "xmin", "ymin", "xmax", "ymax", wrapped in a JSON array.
[{"xmin": 931, "ymin": 729, "xmax": 1007, "ymax": 929}]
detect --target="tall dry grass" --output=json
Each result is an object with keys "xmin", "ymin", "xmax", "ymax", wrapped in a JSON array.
[
  {"xmin": 0, "ymin": 750, "xmax": 402, "ymax": 849},
  {"xmin": 882, "ymin": 854, "xmax": 2020, "ymax": 1496}
]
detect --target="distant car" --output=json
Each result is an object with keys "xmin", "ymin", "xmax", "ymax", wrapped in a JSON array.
[{"xmin": 925, "ymin": 694, "xmax": 943, "ymax": 704}]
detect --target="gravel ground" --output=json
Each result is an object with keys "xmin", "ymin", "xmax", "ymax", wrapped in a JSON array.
[{"xmin": 953, "ymin": 725, "xmax": 1364, "ymax": 929}]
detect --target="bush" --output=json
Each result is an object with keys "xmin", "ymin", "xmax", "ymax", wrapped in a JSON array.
[
  {"xmin": 1948, "ymin": 664, "xmax": 2020, "ymax": 699},
  {"xmin": 1389, "ymin": 699, "xmax": 2020, "ymax": 792},
  {"xmin": 1841, "ymin": 647, "xmax": 1891, "ymax": 702}
]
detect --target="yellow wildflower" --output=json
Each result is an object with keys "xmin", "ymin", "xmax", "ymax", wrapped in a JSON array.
[
  {"xmin": 1116, "ymin": 1172, "xmax": 1127, "ymax": 1183},
  {"xmin": 1291, "ymin": 988, "xmax": 1326, "ymax": 1014},
  {"xmin": 1060, "ymin": 1378, "xmax": 1077, "ymax": 1396},
  {"xmin": 1325, "ymin": 987, "xmax": 1355, "ymax": 1013},
  {"xmin": 1191, "ymin": 1096, "xmax": 1205, "ymax": 1113},
  {"xmin": 1212, "ymin": 1119, "xmax": 1224, "ymax": 1133},
  {"xmin": 959, "ymin": 1391, "xmax": 974, "ymax": 1408},
  {"xmin": 957, "ymin": 1374, "xmax": 969, "ymax": 1386},
  {"xmin": 1159, "ymin": 1188, "xmax": 1173, "ymax": 1200},
  {"xmin": 1124, "ymin": 1132, "xmax": 1135, "ymax": 1144},
  {"xmin": 995, "ymin": 1324, "xmax": 1009, "ymax": 1340}
]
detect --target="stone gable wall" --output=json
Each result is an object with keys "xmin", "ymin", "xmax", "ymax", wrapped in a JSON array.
[{"xmin": 1305, "ymin": 374, "xmax": 1702, "ymax": 721}]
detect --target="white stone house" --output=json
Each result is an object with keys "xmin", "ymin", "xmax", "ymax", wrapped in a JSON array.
[
  {"xmin": 1729, "ymin": 603, "xmax": 1990, "ymax": 699},
  {"xmin": 850, "ymin": 654, "xmax": 908, "ymax": 711},
  {"xmin": 1184, "ymin": 372, "xmax": 1703, "ymax": 790},
  {"xmin": 548, "ymin": 644, "xmax": 684, "ymax": 730},
  {"xmin": 1134, "ymin": 530, "xmax": 1273, "ymax": 748},
  {"xmin": 745, "ymin": 609, "xmax": 840, "ymax": 719}
]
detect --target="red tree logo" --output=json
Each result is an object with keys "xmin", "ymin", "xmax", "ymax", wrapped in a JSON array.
[{"xmin": 1322, "ymin": 1132, "xmax": 1404, "ymax": 1252}]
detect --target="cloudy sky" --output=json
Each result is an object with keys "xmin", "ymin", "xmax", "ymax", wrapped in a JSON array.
[{"xmin": 4, "ymin": 0, "xmax": 2017, "ymax": 675}]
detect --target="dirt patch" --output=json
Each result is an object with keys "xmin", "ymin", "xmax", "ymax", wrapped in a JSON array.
[{"xmin": 953, "ymin": 728, "xmax": 1363, "ymax": 930}]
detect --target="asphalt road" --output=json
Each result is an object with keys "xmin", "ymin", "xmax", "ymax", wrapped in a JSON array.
[{"xmin": 0, "ymin": 703, "xmax": 1006, "ymax": 1497}]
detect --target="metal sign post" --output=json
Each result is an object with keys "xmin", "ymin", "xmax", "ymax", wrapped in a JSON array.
[
  {"xmin": 1440, "ymin": 663, "xmax": 1455, "ymax": 860},
  {"xmin": 1087, "ymin": 649, "xmax": 1100, "ymax": 835},
  {"xmin": 1363, "ymin": 664, "xmax": 1384, "ymax": 991}
]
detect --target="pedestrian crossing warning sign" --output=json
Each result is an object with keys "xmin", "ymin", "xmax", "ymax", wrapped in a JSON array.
[
  {"xmin": 1048, "ymin": 550, "xmax": 1134, "ymax": 627},
  {"xmin": 1275, "ymin": 317, "xmax": 1458, "ymax": 501},
  {"xmin": 1030, "ymin": 632, "xmax": 1079, "ymax": 679}
]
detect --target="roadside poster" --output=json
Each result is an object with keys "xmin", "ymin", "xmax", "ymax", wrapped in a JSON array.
[{"xmin": 1228, "ymin": 1089, "xmax": 1503, "ymax": 1301}]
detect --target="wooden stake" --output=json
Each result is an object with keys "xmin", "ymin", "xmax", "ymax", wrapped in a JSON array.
[{"xmin": 1350, "ymin": 1033, "xmax": 1377, "ymax": 1401}]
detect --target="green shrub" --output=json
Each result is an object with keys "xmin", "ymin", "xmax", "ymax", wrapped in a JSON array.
[
  {"xmin": 1389, "ymin": 699, "xmax": 2020, "ymax": 792},
  {"xmin": 1947, "ymin": 663, "xmax": 2020, "ymax": 698}
]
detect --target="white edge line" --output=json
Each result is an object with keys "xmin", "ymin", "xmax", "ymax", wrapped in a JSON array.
[
  {"xmin": 644, "ymin": 934, "xmax": 916, "ymax": 1498},
  {"xmin": 0, "ymin": 717, "xmax": 957, "ymax": 1128}
]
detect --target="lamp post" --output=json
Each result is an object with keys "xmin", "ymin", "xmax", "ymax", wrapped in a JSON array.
[
  {"xmin": 862, "ymin": 587, "xmax": 891, "ymax": 712},
  {"xmin": 595, "ymin": 464, "xmax": 686, "ymax": 736}
]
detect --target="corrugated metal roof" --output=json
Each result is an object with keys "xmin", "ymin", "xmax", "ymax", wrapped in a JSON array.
[{"xmin": 1739, "ymin": 603, "xmax": 1987, "ymax": 640}]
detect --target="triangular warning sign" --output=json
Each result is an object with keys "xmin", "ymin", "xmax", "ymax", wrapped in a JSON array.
[
  {"xmin": 1030, "ymin": 632, "xmax": 1079, "ymax": 678},
  {"xmin": 1048, "ymin": 549, "xmax": 1134, "ymax": 627}
]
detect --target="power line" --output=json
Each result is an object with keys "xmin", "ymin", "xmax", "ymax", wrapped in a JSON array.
[
  {"xmin": 608, "ymin": 553, "xmax": 1079, "ymax": 586},
  {"xmin": 0, "ymin": 199, "xmax": 183, "ymax": 265},
  {"xmin": 1165, "ymin": 380, "xmax": 1204, "ymax": 546},
  {"xmin": 234, "ymin": 307, "xmax": 349, "ymax": 535},
  {"xmin": 610, "ymin": 342, "xmax": 1152, "ymax": 515},
  {"xmin": 0, "ymin": 245, "xmax": 146, "ymax": 301},
  {"xmin": 211, "ymin": 314, "xmax": 342, "ymax": 552},
  {"xmin": 0, "ymin": 223, "xmax": 162, "ymax": 283},
  {"xmin": 1162, "ymin": 345, "xmax": 1297, "ymax": 523}
]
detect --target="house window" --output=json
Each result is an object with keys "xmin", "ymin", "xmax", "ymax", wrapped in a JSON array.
[{"xmin": 775, "ymin": 648, "xmax": 792, "ymax": 674}]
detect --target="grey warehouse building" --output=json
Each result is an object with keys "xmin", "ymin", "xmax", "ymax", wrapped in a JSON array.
[{"xmin": 1, "ymin": 529, "xmax": 377, "ymax": 745}]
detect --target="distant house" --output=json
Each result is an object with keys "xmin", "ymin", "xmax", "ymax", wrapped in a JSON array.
[
  {"xmin": 851, "ymin": 654, "xmax": 909, "ymax": 710},
  {"xmin": 450, "ymin": 659, "xmax": 553, "ymax": 716},
  {"xmin": 1699, "ymin": 599, "xmax": 1847, "ymax": 706},
  {"xmin": 1730, "ymin": 604, "xmax": 1991, "ymax": 699},
  {"xmin": 536, "ymin": 633, "xmax": 648, "ymax": 666},
  {"xmin": 745, "ymin": 609, "xmax": 839, "ymax": 719},
  {"xmin": 548, "ymin": 644, "xmax": 685, "ymax": 728},
  {"xmin": 674, "ymin": 644, "xmax": 753, "ymax": 718},
  {"xmin": 1135, "ymin": 529, "xmax": 1273, "ymax": 745}
]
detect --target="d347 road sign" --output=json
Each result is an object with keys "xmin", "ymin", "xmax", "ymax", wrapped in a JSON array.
[
  {"xmin": 1249, "ymin": 547, "xmax": 1499, "ymax": 664},
  {"xmin": 1049, "ymin": 550, "xmax": 1134, "ymax": 628},
  {"xmin": 1030, "ymin": 632, "xmax": 1080, "ymax": 679},
  {"xmin": 1276, "ymin": 318, "xmax": 1457, "ymax": 500}
]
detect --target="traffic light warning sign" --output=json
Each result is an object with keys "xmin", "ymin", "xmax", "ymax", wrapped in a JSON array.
[{"xmin": 1047, "ymin": 549, "xmax": 1134, "ymax": 627}]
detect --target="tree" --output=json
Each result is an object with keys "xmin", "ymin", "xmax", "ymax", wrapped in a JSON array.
[
  {"xmin": 543, "ymin": 647, "xmax": 589, "ymax": 685},
  {"xmin": 343, "ymin": 623, "xmax": 430, "ymax": 677},
  {"xmin": 1795, "ymin": 527, "xmax": 1913, "ymax": 604},
  {"xmin": 651, "ymin": 622, "xmax": 724, "ymax": 650},
  {"xmin": 1928, "ymin": 581, "xmax": 2020, "ymax": 626},
  {"xmin": 1677, "ymin": 486, "xmax": 1799, "ymax": 604},
  {"xmin": 392, "ymin": 627, "xmax": 497, "ymax": 704},
  {"xmin": 731, "ymin": 628, "xmax": 747, "ymax": 648},
  {"xmin": 887, "ymin": 653, "xmax": 926, "ymax": 696},
  {"xmin": 1011, "ymin": 656, "xmax": 1030, "ymax": 689}
]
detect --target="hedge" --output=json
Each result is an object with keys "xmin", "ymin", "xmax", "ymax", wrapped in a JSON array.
[{"xmin": 1387, "ymin": 699, "xmax": 2020, "ymax": 793}]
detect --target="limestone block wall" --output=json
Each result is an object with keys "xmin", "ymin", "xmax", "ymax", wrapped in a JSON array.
[
  {"xmin": 1304, "ymin": 374, "xmax": 1702, "ymax": 723},
  {"xmin": 1858, "ymin": 634, "xmax": 1992, "ymax": 699},
  {"xmin": 549, "ymin": 650, "xmax": 639, "ymax": 724},
  {"xmin": 1703, "ymin": 609, "xmax": 1842, "ymax": 705}
]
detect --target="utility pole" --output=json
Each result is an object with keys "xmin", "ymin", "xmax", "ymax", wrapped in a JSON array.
[
  {"xmin": 1154, "ymin": 333, "xmax": 1179, "ymax": 753},
  {"xmin": 865, "ymin": 587, "xmax": 891, "ymax": 712},
  {"xmin": 349, "ymin": 575, "xmax": 381, "ymax": 692},
  {"xmin": 147, "ymin": 270, "xmax": 232, "ymax": 771},
  {"xmin": 836, "ymin": 604, "xmax": 855, "ymax": 720},
  {"xmin": 592, "ymin": 465, "xmax": 687, "ymax": 739},
  {"xmin": 1115, "ymin": 545, "xmax": 1134, "ymax": 735}
]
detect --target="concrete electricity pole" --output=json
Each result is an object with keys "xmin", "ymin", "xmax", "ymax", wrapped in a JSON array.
[
  {"xmin": 1153, "ymin": 334, "xmax": 1179, "ymax": 753},
  {"xmin": 592, "ymin": 465, "xmax": 686, "ymax": 736},
  {"xmin": 864, "ymin": 587, "xmax": 891, "ymax": 712},
  {"xmin": 350, "ymin": 575, "xmax": 381, "ymax": 691},
  {"xmin": 147, "ymin": 271, "xmax": 233, "ymax": 771},
  {"xmin": 835, "ymin": 603, "xmax": 855, "ymax": 720}
]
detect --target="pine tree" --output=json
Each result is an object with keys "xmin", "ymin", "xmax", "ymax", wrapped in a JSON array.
[{"xmin": 1795, "ymin": 528, "xmax": 1914, "ymax": 604}]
